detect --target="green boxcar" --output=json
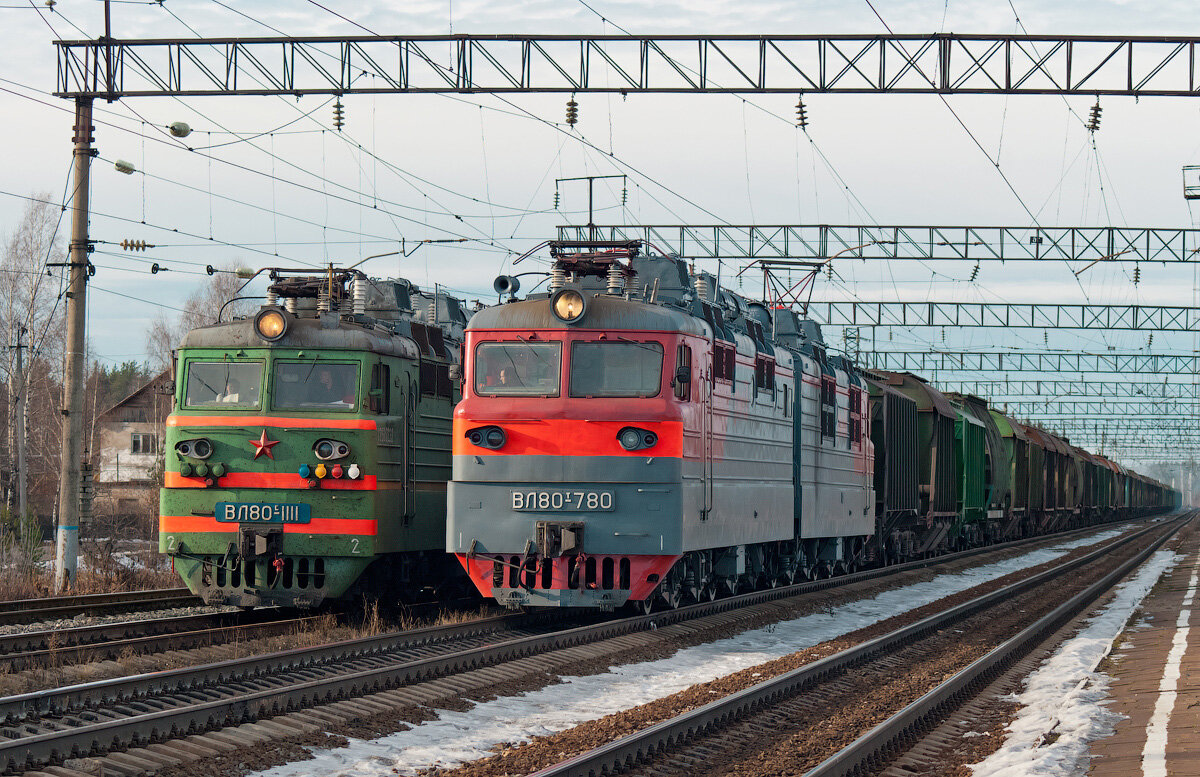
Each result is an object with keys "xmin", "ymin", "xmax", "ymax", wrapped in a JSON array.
[{"xmin": 160, "ymin": 272, "xmax": 467, "ymax": 608}]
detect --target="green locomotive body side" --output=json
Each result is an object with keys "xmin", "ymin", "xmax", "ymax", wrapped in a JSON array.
[{"xmin": 159, "ymin": 276, "xmax": 463, "ymax": 608}]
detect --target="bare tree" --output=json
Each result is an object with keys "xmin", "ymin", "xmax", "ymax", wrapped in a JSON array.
[
  {"xmin": 146, "ymin": 267, "xmax": 251, "ymax": 370},
  {"xmin": 1, "ymin": 195, "xmax": 67, "ymax": 519}
]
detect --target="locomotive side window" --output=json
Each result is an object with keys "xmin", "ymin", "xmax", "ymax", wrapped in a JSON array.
[
  {"xmin": 368, "ymin": 363, "xmax": 390, "ymax": 413},
  {"xmin": 674, "ymin": 344, "xmax": 692, "ymax": 401},
  {"xmin": 848, "ymin": 385, "xmax": 863, "ymax": 450},
  {"xmin": 475, "ymin": 342, "xmax": 561, "ymax": 397},
  {"xmin": 569, "ymin": 341, "xmax": 663, "ymax": 398},
  {"xmin": 273, "ymin": 362, "xmax": 359, "ymax": 410},
  {"xmin": 712, "ymin": 343, "xmax": 735, "ymax": 383},
  {"xmin": 820, "ymin": 374, "xmax": 836, "ymax": 439},
  {"xmin": 184, "ymin": 361, "xmax": 263, "ymax": 409},
  {"xmin": 753, "ymin": 356, "xmax": 775, "ymax": 400}
]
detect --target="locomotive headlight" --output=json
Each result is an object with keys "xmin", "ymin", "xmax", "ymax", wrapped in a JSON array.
[
  {"xmin": 175, "ymin": 438, "xmax": 213, "ymax": 459},
  {"xmin": 551, "ymin": 288, "xmax": 586, "ymax": 323},
  {"xmin": 617, "ymin": 426, "xmax": 658, "ymax": 451},
  {"xmin": 254, "ymin": 307, "xmax": 289, "ymax": 342},
  {"xmin": 313, "ymin": 439, "xmax": 350, "ymax": 461},
  {"xmin": 466, "ymin": 425, "xmax": 506, "ymax": 450}
]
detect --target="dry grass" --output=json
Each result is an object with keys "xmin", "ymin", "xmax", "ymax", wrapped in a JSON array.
[{"xmin": 0, "ymin": 540, "xmax": 178, "ymax": 602}]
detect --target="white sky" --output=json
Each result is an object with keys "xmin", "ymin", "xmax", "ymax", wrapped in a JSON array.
[{"xmin": 3, "ymin": 0, "xmax": 1200, "ymax": 467}]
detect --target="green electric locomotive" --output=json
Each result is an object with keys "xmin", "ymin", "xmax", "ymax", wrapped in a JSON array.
[{"xmin": 160, "ymin": 269, "xmax": 467, "ymax": 607}]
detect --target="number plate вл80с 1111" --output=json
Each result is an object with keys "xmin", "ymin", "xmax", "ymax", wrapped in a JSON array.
[
  {"xmin": 511, "ymin": 490, "xmax": 614, "ymax": 512},
  {"xmin": 216, "ymin": 502, "xmax": 312, "ymax": 523}
]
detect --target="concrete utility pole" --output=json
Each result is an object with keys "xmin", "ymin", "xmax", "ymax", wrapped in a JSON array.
[
  {"xmin": 55, "ymin": 97, "xmax": 93, "ymax": 593},
  {"xmin": 14, "ymin": 326, "xmax": 26, "ymax": 525}
]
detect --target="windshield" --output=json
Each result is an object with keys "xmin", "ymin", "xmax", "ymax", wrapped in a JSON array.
[
  {"xmin": 569, "ymin": 341, "xmax": 664, "ymax": 398},
  {"xmin": 474, "ymin": 342, "xmax": 561, "ymax": 396},
  {"xmin": 273, "ymin": 362, "xmax": 359, "ymax": 410},
  {"xmin": 184, "ymin": 361, "xmax": 263, "ymax": 408}
]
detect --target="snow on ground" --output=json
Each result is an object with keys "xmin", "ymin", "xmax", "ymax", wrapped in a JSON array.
[
  {"xmin": 246, "ymin": 528, "xmax": 1132, "ymax": 777},
  {"xmin": 967, "ymin": 548, "xmax": 1180, "ymax": 777}
]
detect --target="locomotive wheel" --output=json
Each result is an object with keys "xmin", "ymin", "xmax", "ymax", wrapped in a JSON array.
[
  {"xmin": 660, "ymin": 579, "xmax": 683, "ymax": 610},
  {"xmin": 632, "ymin": 596, "xmax": 654, "ymax": 615}
]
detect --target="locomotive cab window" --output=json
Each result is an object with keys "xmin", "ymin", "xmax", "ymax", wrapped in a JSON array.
[
  {"xmin": 569, "ymin": 341, "xmax": 664, "ymax": 398},
  {"xmin": 183, "ymin": 361, "xmax": 263, "ymax": 409},
  {"xmin": 273, "ymin": 362, "xmax": 359, "ymax": 410},
  {"xmin": 475, "ymin": 341, "xmax": 561, "ymax": 397}
]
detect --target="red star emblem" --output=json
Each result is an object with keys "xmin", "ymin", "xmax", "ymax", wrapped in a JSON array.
[{"xmin": 249, "ymin": 429, "xmax": 280, "ymax": 459}]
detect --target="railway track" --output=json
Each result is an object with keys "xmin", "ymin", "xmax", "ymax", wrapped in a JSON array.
[
  {"xmin": 0, "ymin": 588, "xmax": 199, "ymax": 628},
  {"xmin": 0, "ymin": 609, "xmax": 310, "ymax": 672},
  {"xmin": 523, "ymin": 513, "xmax": 1190, "ymax": 777},
  {"xmin": 0, "ymin": 519, "xmax": 1158, "ymax": 775}
]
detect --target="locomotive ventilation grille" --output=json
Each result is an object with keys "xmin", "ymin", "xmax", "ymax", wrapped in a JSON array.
[
  {"xmin": 493, "ymin": 554, "xmax": 632, "ymax": 591},
  {"xmin": 199, "ymin": 555, "xmax": 327, "ymax": 592}
]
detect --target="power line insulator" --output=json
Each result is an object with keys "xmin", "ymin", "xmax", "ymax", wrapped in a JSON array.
[
  {"xmin": 1133, "ymin": 264, "xmax": 1141, "ymax": 285},
  {"xmin": 1086, "ymin": 101, "xmax": 1102, "ymax": 133},
  {"xmin": 795, "ymin": 96, "xmax": 808, "ymax": 129},
  {"xmin": 119, "ymin": 239, "xmax": 150, "ymax": 251},
  {"xmin": 553, "ymin": 191, "xmax": 560, "ymax": 209},
  {"xmin": 333, "ymin": 99, "xmax": 345, "ymax": 131},
  {"xmin": 969, "ymin": 263, "xmax": 980, "ymax": 282},
  {"xmin": 621, "ymin": 185, "xmax": 628, "ymax": 206},
  {"xmin": 565, "ymin": 97, "xmax": 579, "ymax": 126}
]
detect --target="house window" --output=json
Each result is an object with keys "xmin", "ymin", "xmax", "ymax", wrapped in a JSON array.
[{"xmin": 130, "ymin": 433, "xmax": 157, "ymax": 454}]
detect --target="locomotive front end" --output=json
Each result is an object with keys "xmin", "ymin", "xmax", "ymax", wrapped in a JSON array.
[
  {"xmin": 161, "ymin": 271, "xmax": 463, "ymax": 608},
  {"xmin": 448, "ymin": 254, "xmax": 699, "ymax": 609}
]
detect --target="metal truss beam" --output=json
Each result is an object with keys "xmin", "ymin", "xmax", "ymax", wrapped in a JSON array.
[
  {"xmin": 1003, "ymin": 399, "xmax": 1200, "ymax": 416},
  {"xmin": 1029, "ymin": 417, "xmax": 1200, "ymax": 434},
  {"xmin": 932, "ymin": 380, "xmax": 1200, "ymax": 399},
  {"xmin": 53, "ymin": 34, "xmax": 1200, "ymax": 98},
  {"xmin": 812, "ymin": 301, "xmax": 1199, "ymax": 332},
  {"xmin": 559, "ymin": 225, "xmax": 1200, "ymax": 264},
  {"xmin": 863, "ymin": 351, "xmax": 1200, "ymax": 374}
]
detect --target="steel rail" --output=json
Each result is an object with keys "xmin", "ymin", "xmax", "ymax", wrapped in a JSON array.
[
  {"xmin": 0, "ymin": 588, "xmax": 197, "ymax": 627},
  {"xmin": 0, "ymin": 612, "xmax": 313, "ymax": 672},
  {"xmin": 526, "ymin": 516, "xmax": 1183, "ymax": 777},
  {"xmin": 0, "ymin": 517, "xmax": 1163, "ymax": 772},
  {"xmin": 802, "ymin": 510, "xmax": 1193, "ymax": 777}
]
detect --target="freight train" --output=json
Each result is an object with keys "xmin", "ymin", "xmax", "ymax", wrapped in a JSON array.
[
  {"xmin": 159, "ymin": 269, "xmax": 468, "ymax": 607},
  {"xmin": 447, "ymin": 240, "xmax": 1177, "ymax": 611}
]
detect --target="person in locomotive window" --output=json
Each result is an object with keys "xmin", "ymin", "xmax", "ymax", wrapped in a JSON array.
[
  {"xmin": 497, "ymin": 367, "xmax": 520, "ymax": 387},
  {"xmin": 308, "ymin": 366, "xmax": 353, "ymax": 405},
  {"xmin": 217, "ymin": 378, "xmax": 241, "ymax": 403}
]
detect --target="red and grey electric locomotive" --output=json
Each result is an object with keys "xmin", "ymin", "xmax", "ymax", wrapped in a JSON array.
[{"xmin": 448, "ymin": 241, "xmax": 874, "ymax": 610}]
